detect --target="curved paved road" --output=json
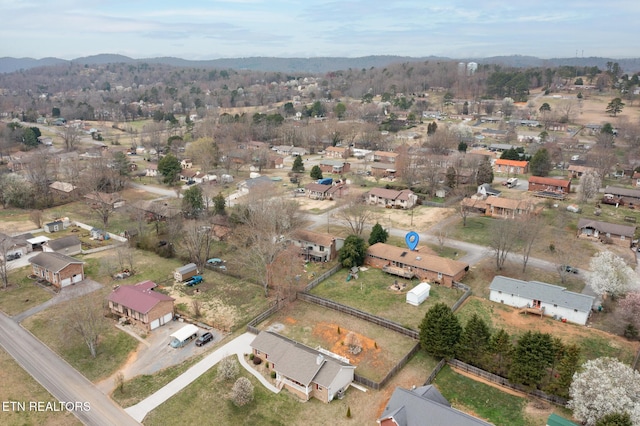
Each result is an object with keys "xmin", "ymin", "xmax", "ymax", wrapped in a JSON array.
[{"xmin": 0, "ymin": 313, "xmax": 139, "ymax": 426}]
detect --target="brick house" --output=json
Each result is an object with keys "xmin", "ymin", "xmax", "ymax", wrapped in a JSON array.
[
  {"xmin": 290, "ymin": 230, "xmax": 344, "ymax": 262},
  {"xmin": 528, "ymin": 176, "xmax": 571, "ymax": 194},
  {"xmin": 365, "ymin": 243, "xmax": 469, "ymax": 287},
  {"xmin": 107, "ymin": 280, "xmax": 175, "ymax": 331},
  {"xmin": 493, "ymin": 159, "xmax": 529, "ymax": 175},
  {"xmin": 368, "ymin": 187, "xmax": 417, "ymax": 209},
  {"xmin": 304, "ymin": 183, "xmax": 348, "ymax": 200},
  {"xmin": 325, "ymin": 146, "xmax": 350, "ymax": 159},
  {"xmin": 576, "ymin": 218, "xmax": 636, "ymax": 248},
  {"xmin": 29, "ymin": 252, "xmax": 84, "ymax": 288},
  {"xmin": 373, "ymin": 151, "xmax": 399, "ymax": 164},
  {"xmin": 250, "ymin": 331, "xmax": 355, "ymax": 403},
  {"xmin": 318, "ymin": 160, "xmax": 350, "ymax": 174},
  {"xmin": 484, "ymin": 196, "xmax": 539, "ymax": 219}
]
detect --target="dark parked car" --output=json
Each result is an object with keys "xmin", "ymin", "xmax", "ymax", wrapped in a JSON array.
[
  {"xmin": 561, "ymin": 265, "xmax": 579, "ymax": 274},
  {"xmin": 6, "ymin": 253, "xmax": 22, "ymax": 261},
  {"xmin": 195, "ymin": 332, "xmax": 213, "ymax": 347}
]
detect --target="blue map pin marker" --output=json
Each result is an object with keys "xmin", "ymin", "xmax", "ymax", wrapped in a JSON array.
[{"xmin": 405, "ymin": 231, "xmax": 419, "ymax": 251}]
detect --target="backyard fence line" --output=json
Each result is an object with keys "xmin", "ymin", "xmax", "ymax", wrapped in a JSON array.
[
  {"xmin": 424, "ymin": 358, "xmax": 446, "ymax": 385},
  {"xmin": 419, "ymin": 195, "xmax": 464, "ymax": 208},
  {"xmin": 297, "ymin": 292, "xmax": 419, "ymax": 339},
  {"xmin": 353, "ymin": 343, "xmax": 421, "ymax": 391},
  {"xmin": 246, "ymin": 300, "xmax": 282, "ymax": 335},
  {"xmin": 304, "ymin": 263, "xmax": 342, "ymax": 292},
  {"xmin": 81, "ymin": 241, "xmax": 127, "ymax": 254},
  {"xmin": 451, "ymin": 281, "xmax": 472, "ymax": 313},
  {"xmin": 447, "ymin": 359, "xmax": 568, "ymax": 406}
]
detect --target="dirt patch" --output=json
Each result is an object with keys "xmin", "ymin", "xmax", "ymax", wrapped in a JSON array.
[
  {"xmin": 523, "ymin": 399, "xmax": 555, "ymax": 420},
  {"xmin": 312, "ymin": 321, "xmax": 382, "ymax": 366},
  {"xmin": 376, "ymin": 206, "xmax": 457, "ymax": 231},
  {"xmin": 284, "ymin": 316, "xmax": 297, "ymax": 324}
]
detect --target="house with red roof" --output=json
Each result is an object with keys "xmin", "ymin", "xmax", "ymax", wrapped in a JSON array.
[
  {"xmin": 528, "ymin": 176, "xmax": 571, "ymax": 194},
  {"xmin": 107, "ymin": 280, "xmax": 175, "ymax": 331},
  {"xmin": 494, "ymin": 159, "xmax": 529, "ymax": 174}
]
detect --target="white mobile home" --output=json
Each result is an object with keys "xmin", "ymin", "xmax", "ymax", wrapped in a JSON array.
[
  {"xmin": 406, "ymin": 282, "xmax": 431, "ymax": 306},
  {"xmin": 489, "ymin": 276, "xmax": 595, "ymax": 325}
]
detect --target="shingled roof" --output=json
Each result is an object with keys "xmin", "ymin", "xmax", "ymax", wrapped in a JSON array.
[
  {"xmin": 29, "ymin": 252, "xmax": 83, "ymax": 272},
  {"xmin": 107, "ymin": 280, "xmax": 174, "ymax": 314},
  {"xmin": 46, "ymin": 235, "xmax": 81, "ymax": 251},
  {"xmin": 577, "ymin": 218, "xmax": 636, "ymax": 237},
  {"xmin": 250, "ymin": 331, "xmax": 354, "ymax": 388},
  {"xmin": 367, "ymin": 243, "xmax": 468, "ymax": 277}
]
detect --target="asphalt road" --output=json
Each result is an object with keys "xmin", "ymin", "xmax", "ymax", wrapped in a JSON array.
[{"xmin": 0, "ymin": 313, "xmax": 140, "ymax": 426}]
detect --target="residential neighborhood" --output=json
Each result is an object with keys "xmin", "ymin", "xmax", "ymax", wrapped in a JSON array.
[{"xmin": 1, "ymin": 49, "xmax": 640, "ymax": 426}]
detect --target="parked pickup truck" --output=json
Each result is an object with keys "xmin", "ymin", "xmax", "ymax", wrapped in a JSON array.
[{"xmin": 185, "ymin": 275, "xmax": 203, "ymax": 286}]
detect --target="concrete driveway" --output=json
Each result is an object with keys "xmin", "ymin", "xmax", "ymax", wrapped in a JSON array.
[{"xmin": 97, "ymin": 321, "xmax": 225, "ymax": 393}]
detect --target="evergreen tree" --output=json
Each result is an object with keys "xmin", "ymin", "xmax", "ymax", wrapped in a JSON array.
[
  {"xmin": 157, "ymin": 154, "xmax": 182, "ymax": 185},
  {"xmin": 548, "ymin": 343, "xmax": 580, "ymax": 398},
  {"xmin": 292, "ymin": 155, "xmax": 305, "ymax": 173},
  {"xmin": 213, "ymin": 193, "xmax": 226, "ymax": 216},
  {"xmin": 419, "ymin": 303, "xmax": 462, "ymax": 359},
  {"xmin": 445, "ymin": 166, "xmax": 457, "ymax": 189},
  {"xmin": 456, "ymin": 314, "xmax": 491, "ymax": 367},
  {"xmin": 530, "ymin": 148, "xmax": 552, "ymax": 177},
  {"xmin": 500, "ymin": 148, "xmax": 520, "ymax": 160},
  {"xmin": 457, "ymin": 141, "xmax": 468, "ymax": 152},
  {"xmin": 182, "ymin": 185, "xmax": 204, "ymax": 218},
  {"xmin": 487, "ymin": 328, "xmax": 513, "ymax": 376},
  {"xmin": 476, "ymin": 158, "xmax": 494, "ymax": 184},
  {"xmin": 509, "ymin": 331, "xmax": 555, "ymax": 388},
  {"xmin": 339, "ymin": 235, "xmax": 367, "ymax": 268},
  {"xmin": 368, "ymin": 222, "xmax": 389, "ymax": 246},
  {"xmin": 310, "ymin": 165, "xmax": 323, "ymax": 180}
]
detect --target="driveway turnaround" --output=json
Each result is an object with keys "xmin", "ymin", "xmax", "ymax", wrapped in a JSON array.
[
  {"xmin": 126, "ymin": 332, "xmax": 278, "ymax": 423},
  {"xmin": 0, "ymin": 312, "xmax": 140, "ymax": 426}
]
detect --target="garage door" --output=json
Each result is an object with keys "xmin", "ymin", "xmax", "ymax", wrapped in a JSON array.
[
  {"xmin": 72, "ymin": 274, "xmax": 83, "ymax": 283},
  {"xmin": 61, "ymin": 278, "xmax": 72, "ymax": 287},
  {"xmin": 161, "ymin": 312, "xmax": 173, "ymax": 325},
  {"xmin": 150, "ymin": 319, "xmax": 160, "ymax": 330}
]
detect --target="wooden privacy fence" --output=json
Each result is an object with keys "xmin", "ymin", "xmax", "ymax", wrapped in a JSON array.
[
  {"xmin": 451, "ymin": 281, "xmax": 472, "ymax": 312},
  {"xmin": 424, "ymin": 358, "xmax": 446, "ymax": 385},
  {"xmin": 354, "ymin": 343, "xmax": 421, "ymax": 390},
  {"xmin": 304, "ymin": 263, "xmax": 342, "ymax": 292},
  {"xmin": 447, "ymin": 359, "xmax": 568, "ymax": 406}
]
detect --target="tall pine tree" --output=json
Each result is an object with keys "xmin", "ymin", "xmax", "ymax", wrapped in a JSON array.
[
  {"xmin": 456, "ymin": 314, "xmax": 491, "ymax": 367},
  {"xmin": 487, "ymin": 328, "xmax": 513, "ymax": 376},
  {"xmin": 509, "ymin": 331, "xmax": 555, "ymax": 388},
  {"xmin": 419, "ymin": 303, "xmax": 462, "ymax": 359}
]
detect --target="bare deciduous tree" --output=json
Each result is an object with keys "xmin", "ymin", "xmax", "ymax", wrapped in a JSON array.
[
  {"xmin": 488, "ymin": 219, "xmax": 520, "ymax": 270},
  {"xmin": 62, "ymin": 125, "xmax": 81, "ymax": 151},
  {"xmin": 518, "ymin": 214, "xmax": 544, "ymax": 273},
  {"xmin": 334, "ymin": 194, "xmax": 374, "ymax": 236},
  {"xmin": 180, "ymin": 221, "xmax": 214, "ymax": 269},
  {"xmin": 63, "ymin": 294, "xmax": 108, "ymax": 358},
  {"xmin": 232, "ymin": 185, "xmax": 302, "ymax": 296}
]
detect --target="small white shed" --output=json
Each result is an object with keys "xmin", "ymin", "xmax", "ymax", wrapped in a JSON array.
[{"xmin": 406, "ymin": 282, "xmax": 431, "ymax": 306}]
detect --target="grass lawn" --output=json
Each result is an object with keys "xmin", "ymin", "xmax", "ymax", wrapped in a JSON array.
[
  {"xmin": 112, "ymin": 354, "xmax": 205, "ymax": 408},
  {"xmin": 0, "ymin": 266, "xmax": 55, "ymax": 316},
  {"xmin": 260, "ymin": 301, "xmax": 418, "ymax": 383},
  {"xmin": 22, "ymin": 289, "xmax": 139, "ymax": 382},
  {"xmin": 433, "ymin": 365, "xmax": 533, "ymax": 426},
  {"xmin": 432, "ymin": 364, "xmax": 577, "ymax": 426},
  {"xmin": 0, "ymin": 348, "xmax": 82, "ymax": 426},
  {"xmin": 309, "ymin": 268, "xmax": 463, "ymax": 330},
  {"xmin": 171, "ymin": 269, "xmax": 272, "ymax": 332},
  {"xmin": 462, "ymin": 258, "xmax": 585, "ymax": 299},
  {"xmin": 456, "ymin": 296, "xmax": 639, "ymax": 365},
  {"xmin": 144, "ymin": 359, "xmax": 311, "ymax": 426}
]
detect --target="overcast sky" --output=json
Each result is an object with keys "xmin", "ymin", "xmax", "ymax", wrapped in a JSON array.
[{"xmin": 1, "ymin": 0, "xmax": 637, "ymax": 60}]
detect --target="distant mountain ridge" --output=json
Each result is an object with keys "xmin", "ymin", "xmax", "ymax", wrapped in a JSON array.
[{"xmin": 2, "ymin": 54, "xmax": 640, "ymax": 74}]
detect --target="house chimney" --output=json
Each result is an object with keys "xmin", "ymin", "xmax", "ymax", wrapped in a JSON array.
[{"xmin": 316, "ymin": 354, "xmax": 324, "ymax": 365}]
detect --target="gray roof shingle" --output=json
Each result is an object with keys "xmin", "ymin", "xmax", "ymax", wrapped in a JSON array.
[{"xmin": 489, "ymin": 276, "xmax": 595, "ymax": 313}]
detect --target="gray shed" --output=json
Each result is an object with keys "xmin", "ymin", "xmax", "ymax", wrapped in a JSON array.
[{"xmin": 174, "ymin": 263, "xmax": 198, "ymax": 282}]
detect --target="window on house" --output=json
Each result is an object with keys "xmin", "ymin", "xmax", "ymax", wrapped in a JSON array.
[
  {"xmin": 316, "ymin": 384, "xmax": 321, "ymax": 390},
  {"xmin": 437, "ymin": 272, "xmax": 443, "ymax": 279},
  {"xmin": 621, "ymin": 235, "xmax": 625, "ymax": 240},
  {"xmin": 319, "ymin": 246, "xmax": 324, "ymax": 251},
  {"xmin": 574, "ymin": 309, "xmax": 578, "ymax": 312},
  {"xmin": 554, "ymin": 304, "xmax": 557, "ymax": 308}
]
